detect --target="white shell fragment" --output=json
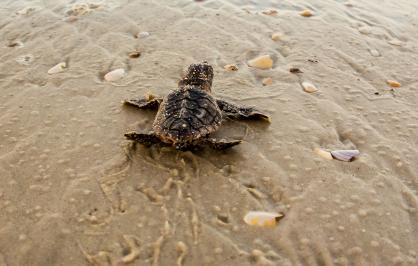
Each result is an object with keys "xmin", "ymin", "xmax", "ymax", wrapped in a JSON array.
[
  {"xmin": 330, "ymin": 150, "xmax": 360, "ymax": 162},
  {"xmin": 243, "ymin": 211, "xmax": 284, "ymax": 227},
  {"xmin": 302, "ymin": 81, "xmax": 318, "ymax": 93},
  {"xmin": 247, "ymin": 55, "xmax": 273, "ymax": 70},
  {"xmin": 48, "ymin": 62, "xmax": 66, "ymax": 74},
  {"xmin": 315, "ymin": 148, "xmax": 333, "ymax": 160},
  {"xmin": 104, "ymin": 68, "xmax": 126, "ymax": 82},
  {"xmin": 137, "ymin": 31, "xmax": 150, "ymax": 38}
]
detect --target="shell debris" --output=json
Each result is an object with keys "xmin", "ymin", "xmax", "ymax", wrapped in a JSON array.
[
  {"xmin": 301, "ymin": 81, "xmax": 318, "ymax": 93},
  {"xmin": 386, "ymin": 80, "xmax": 401, "ymax": 88},
  {"xmin": 128, "ymin": 51, "xmax": 141, "ymax": 58},
  {"xmin": 243, "ymin": 211, "xmax": 284, "ymax": 227},
  {"xmin": 104, "ymin": 68, "xmax": 126, "ymax": 82},
  {"xmin": 315, "ymin": 148, "xmax": 333, "ymax": 160},
  {"xmin": 331, "ymin": 150, "xmax": 360, "ymax": 162},
  {"xmin": 271, "ymin": 32, "xmax": 282, "ymax": 41},
  {"xmin": 224, "ymin": 64, "xmax": 239, "ymax": 71},
  {"xmin": 247, "ymin": 55, "xmax": 273, "ymax": 70},
  {"xmin": 262, "ymin": 77, "xmax": 273, "ymax": 86},
  {"xmin": 48, "ymin": 62, "xmax": 66, "ymax": 74},
  {"xmin": 136, "ymin": 31, "xmax": 150, "ymax": 38},
  {"xmin": 262, "ymin": 9, "xmax": 278, "ymax": 16},
  {"xmin": 300, "ymin": 10, "xmax": 314, "ymax": 17}
]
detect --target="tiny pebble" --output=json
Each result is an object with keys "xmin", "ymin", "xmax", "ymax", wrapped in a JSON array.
[
  {"xmin": 128, "ymin": 51, "xmax": 141, "ymax": 58},
  {"xmin": 262, "ymin": 77, "xmax": 273, "ymax": 86},
  {"xmin": 271, "ymin": 32, "xmax": 282, "ymax": 41},
  {"xmin": 300, "ymin": 10, "xmax": 313, "ymax": 17},
  {"xmin": 224, "ymin": 64, "xmax": 238, "ymax": 71},
  {"xmin": 386, "ymin": 80, "xmax": 401, "ymax": 87},
  {"xmin": 302, "ymin": 81, "xmax": 318, "ymax": 93},
  {"xmin": 247, "ymin": 55, "xmax": 273, "ymax": 69}
]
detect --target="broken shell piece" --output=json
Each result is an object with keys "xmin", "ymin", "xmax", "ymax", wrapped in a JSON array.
[
  {"xmin": 302, "ymin": 81, "xmax": 318, "ymax": 93},
  {"xmin": 271, "ymin": 32, "xmax": 282, "ymax": 41},
  {"xmin": 104, "ymin": 68, "xmax": 125, "ymax": 82},
  {"xmin": 137, "ymin": 31, "xmax": 150, "ymax": 38},
  {"xmin": 386, "ymin": 80, "xmax": 401, "ymax": 88},
  {"xmin": 247, "ymin": 55, "xmax": 273, "ymax": 70},
  {"xmin": 330, "ymin": 150, "xmax": 360, "ymax": 162},
  {"xmin": 224, "ymin": 64, "xmax": 238, "ymax": 71},
  {"xmin": 48, "ymin": 62, "xmax": 66, "ymax": 74},
  {"xmin": 128, "ymin": 51, "xmax": 141, "ymax": 58},
  {"xmin": 300, "ymin": 10, "xmax": 313, "ymax": 17},
  {"xmin": 262, "ymin": 77, "xmax": 273, "ymax": 86},
  {"xmin": 262, "ymin": 9, "xmax": 278, "ymax": 16},
  {"xmin": 315, "ymin": 148, "xmax": 333, "ymax": 160},
  {"xmin": 243, "ymin": 211, "xmax": 284, "ymax": 227}
]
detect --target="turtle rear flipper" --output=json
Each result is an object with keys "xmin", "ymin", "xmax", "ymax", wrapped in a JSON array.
[
  {"xmin": 216, "ymin": 99, "xmax": 270, "ymax": 122},
  {"xmin": 125, "ymin": 131, "xmax": 161, "ymax": 146},
  {"xmin": 202, "ymin": 138, "xmax": 242, "ymax": 150},
  {"xmin": 124, "ymin": 93, "xmax": 163, "ymax": 110}
]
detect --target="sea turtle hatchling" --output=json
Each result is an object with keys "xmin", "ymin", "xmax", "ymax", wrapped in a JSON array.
[{"xmin": 124, "ymin": 61, "xmax": 270, "ymax": 150}]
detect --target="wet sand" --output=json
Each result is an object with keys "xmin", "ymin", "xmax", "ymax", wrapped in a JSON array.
[{"xmin": 1, "ymin": 0, "xmax": 418, "ymax": 265}]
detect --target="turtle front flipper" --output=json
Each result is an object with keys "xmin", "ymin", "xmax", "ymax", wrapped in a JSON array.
[
  {"xmin": 125, "ymin": 131, "xmax": 161, "ymax": 146},
  {"xmin": 202, "ymin": 138, "xmax": 242, "ymax": 150},
  {"xmin": 216, "ymin": 99, "xmax": 270, "ymax": 122},
  {"xmin": 124, "ymin": 93, "xmax": 163, "ymax": 110}
]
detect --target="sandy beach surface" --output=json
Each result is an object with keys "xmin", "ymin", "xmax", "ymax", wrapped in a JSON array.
[{"xmin": 1, "ymin": 0, "xmax": 418, "ymax": 265}]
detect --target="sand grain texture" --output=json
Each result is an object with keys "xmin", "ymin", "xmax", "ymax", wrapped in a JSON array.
[{"xmin": 1, "ymin": 0, "xmax": 418, "ymax": 265}]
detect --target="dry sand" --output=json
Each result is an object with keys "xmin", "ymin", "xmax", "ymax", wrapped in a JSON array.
[{"xmin": 1, "ymin": 0, "xmax": 418, "ymax": 265}]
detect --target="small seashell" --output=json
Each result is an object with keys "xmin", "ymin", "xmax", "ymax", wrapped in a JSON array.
[
  {"xmin": 315, "ymin": 148, "xmax": 333, "ymax": 160},
  {"xmin": 386, "ymin": 80, "xmax": 401, "ymax": 88},
  {"xmin": 262, "ymin": 77, "xmax": 273, "ymax": 86},
  {"xmin": 247, "ymin": 55, "xmax": 273, "ymax": 70},
  {"xmin": 243, "ymin": 211, "xmax": 284, "ymax": 227},
  {"xmin": 262, "ymin": 9, "xmax": 278, "ymax": 16},
  {"xmin": 300, "ymin": 10, "xmax": 313, "ymax": 17},
  {"xmin": 271, "ymin": 32, "xmax": 282, "ymax": 41},
  {"xmin": 224, "ymin": 64, "xmax": 238, "ymax": 71},
  {"xmin": 104, "ymin": 68, "xmax": 126, "ymax": 82},
  {"xmin": 330, "ymin": 150, "xmax": 360, "ymax": 162},
  {"xmin": 48, "ymin": 62, "xmax": 66, "ymax": 74},
  {"xmin": 137, "ymin": 31, "xmax": 150, "ymax": 38},
  {"xmin": 302, "ymin": 81, "xmax": 318, "ymax": 93},
  {"xmin": 128, "ymin": 51, "xmax": 141, "ymax": 58}
]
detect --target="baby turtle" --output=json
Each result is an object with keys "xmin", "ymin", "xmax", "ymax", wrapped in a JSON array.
[{"xmin": 124, "ymin": 61, "xmax": 269, "ymax": 150}]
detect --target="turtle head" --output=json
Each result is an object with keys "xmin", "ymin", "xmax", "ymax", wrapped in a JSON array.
[{"xmin": 179, "ymin": 61, "xmax": 214, "ymax": 92}]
